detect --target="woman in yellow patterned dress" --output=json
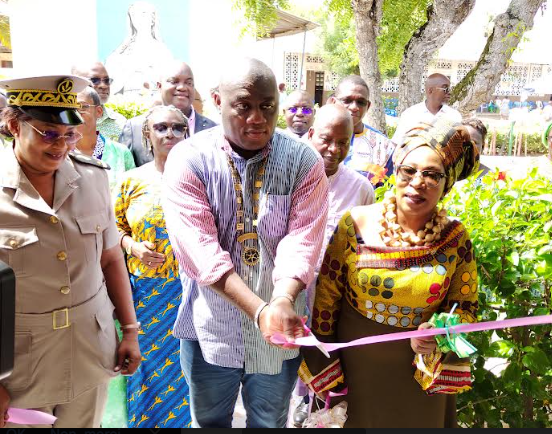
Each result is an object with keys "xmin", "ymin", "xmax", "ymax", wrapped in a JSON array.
[
  {"xmin": 114, "ymin": 106, "xmax": 191, "ymax": 428},
  {"xmin": 299, "ymin": 120, "xmax": 480, "ymax": 428}
]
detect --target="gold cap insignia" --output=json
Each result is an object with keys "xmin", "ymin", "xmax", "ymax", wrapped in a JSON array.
[{"xmin": 6, "ymin": 77, "xmax": 80, "ymax": 109}]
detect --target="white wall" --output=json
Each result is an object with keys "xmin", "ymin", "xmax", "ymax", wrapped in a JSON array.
[
  {"xmin": 9, "ymin": 0, "xmax": 98, "ymax": 77},
  {"xmin": 439, "ymin": 0, "xmax": 552, "ymax": 64}
]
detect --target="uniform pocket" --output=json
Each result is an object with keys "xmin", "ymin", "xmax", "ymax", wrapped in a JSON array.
[
  {"xmin": 257, "ymin": 194, "xmax": 291, "ymax": 255},
  {"xmin": 2, "ymin": 332, "xmax": 32, "ymax": 391},
  {"xmin": 94, "ymin": 307, "xmax": 118, "ymax": 370},
  {"xmin": 75, "ymin": 214, "xmax": 109, "ymax": 264},
  {"xmin": 0, "ymin": 227, "xmax": 39, "ymax": 277}
]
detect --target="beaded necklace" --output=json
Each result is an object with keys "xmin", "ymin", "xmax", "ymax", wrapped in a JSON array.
[
  {"xmin": 379, "ymin": 192, "xmax": 448, "ymax": 248},
  {"xmin": 227, "ymin": 154, "xmax": 267, "ymax": 266}
]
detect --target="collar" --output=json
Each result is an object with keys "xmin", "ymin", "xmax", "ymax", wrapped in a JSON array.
[
  {"xmin": 188, "ymin": 106, "xmax": 196, "ymax": 135},
  {"xmin": 220, "ymin": 131, "xmax": 272, "ymax": 164},
  {"xmin": 0, "ymin": 145, "xmax": 80, "ymax": 214},
  {"xmin": 100, "ymin": 105, "xmax": 116, "ymax": 121},
  {"xmin": 327, "ymin": 164, "xmax": 343, "ymax": 183}
]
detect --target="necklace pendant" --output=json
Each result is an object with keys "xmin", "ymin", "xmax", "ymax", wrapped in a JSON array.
[{"xmin": 242, "ymin": 246, "xmax": 260, "ymax": 266}]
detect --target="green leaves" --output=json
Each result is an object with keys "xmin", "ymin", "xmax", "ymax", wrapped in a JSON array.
[
  {"xmin": 522, "ymin": 348, "xmax": 550, "ymax": 375},
  {"xmin": 450, "ymin": 170, "xmax": 552, "ymax": 427}
]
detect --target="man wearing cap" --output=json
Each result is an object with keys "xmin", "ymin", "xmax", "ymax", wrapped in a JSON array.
[
  {"xmin": 72, "ymin": 62, "xmax": 127, "ymax": 142},
  {"xmin": 0, "ymin": 75, "xmax": 141, "ymax": 428},
  {"xmin": 119, "ymin": 60, "xmax": 217, "ymax": 167}
]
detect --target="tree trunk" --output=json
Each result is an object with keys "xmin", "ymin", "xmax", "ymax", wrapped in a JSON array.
[
  {"xmin": 450, "ymin": 0, "xmax": 546, "ymax": 116},
  {"xmin": 351, "ymin": 0, "xmax": 387, "ymax": 133},
  {"xmin": 397, "ymin": 0, "xmax": 476, "ymax": 115}
]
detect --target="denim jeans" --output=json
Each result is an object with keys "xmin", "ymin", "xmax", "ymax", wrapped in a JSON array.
[{"xmin": 180, "ymin": 339, "xmax": 301, "ymax": 428}]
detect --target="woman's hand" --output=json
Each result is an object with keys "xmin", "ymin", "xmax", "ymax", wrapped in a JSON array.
[
  {"xmin": 410, "ymin": 322, "xmax": 437, "ymax": 355},
  {"xmin": 131, "ymin": 241, "xmax": 165, "ymax": 269},
  {"xmin": 259, "ymin": 298, "xmax": 305, "ymax": 349},
  {"xmin": 114, "ymin": 331, "xmax": 142, "ymax": 376},
  {"xmin": 0, "ymin": 384, "xmax": 10, "ymax": 428}
]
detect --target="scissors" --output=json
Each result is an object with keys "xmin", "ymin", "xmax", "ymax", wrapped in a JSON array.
[{"xmin": 301, "ymin": 318, "xmax": 331, "ymax": 359}]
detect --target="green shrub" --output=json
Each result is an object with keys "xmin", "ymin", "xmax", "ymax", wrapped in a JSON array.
[
  {"xmin": 445, "ymin": 170, "xmax": 552, "ymax": 428},
  {"xmin": 488, "ymin": 131, "xmax": 547, "ymax": 155},
  {"xmin": 105, "ymin": 101, "xmax": 149, "ymax": 120}
]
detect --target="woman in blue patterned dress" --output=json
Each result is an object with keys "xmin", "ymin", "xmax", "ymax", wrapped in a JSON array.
[{"xmin": 114, "ymin": 105, "xmax": 191, "ymax": 428}]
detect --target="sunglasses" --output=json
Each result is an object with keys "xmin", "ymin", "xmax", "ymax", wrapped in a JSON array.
[
  {"xmin": 287, "ymin": 106, "xmax": 314, "ymax": 115},
  {"xmin": 89, "ymin": 77, "xmax": 113, "ymax": 86},
  {"xmin": 24, "ymin": 121, "xmax": 83, "ymax": 145},
  {"xmin": 396, "ymin": 165, "xmax": 445, "ymax": 188},
  {"xmin": 435, "ymin": 87, "xmax": 452, "ymax": 94},
  {"xmin": 77, "ymin": 103, "xmax": 99, "ymax": 112},
  {"xmin": 151, "ymin": 122, "xmax": 188, "ymax": 137}
]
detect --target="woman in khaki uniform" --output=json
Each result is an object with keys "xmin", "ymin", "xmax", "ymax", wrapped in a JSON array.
[{"xmin": 0, "ymin": 75, "xmax": 141, "ymax": 428}]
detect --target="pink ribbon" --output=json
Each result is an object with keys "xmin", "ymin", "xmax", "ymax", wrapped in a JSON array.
[
  {"xmin": 272, "ymin": 314, "xmax": 552, "ymax": 352},
  {"xmin": 7, "ymin": 408, "xmax": 57, "ymax": 426}
]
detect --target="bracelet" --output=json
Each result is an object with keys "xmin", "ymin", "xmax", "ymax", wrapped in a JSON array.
[
  {"xmin": 121, "ymin": 322, "xmax": 141, "ymax": 331},
  {"xmin": 270, "ymin": 293, "xmax": 295, "ymax": 305},
  {"xmin": 125, "ymin": 238, "xmax": 134, "ymax": 256},
  {"xmin": 254, "ymin": 302, "xmax": 269, "ymax": 330}
]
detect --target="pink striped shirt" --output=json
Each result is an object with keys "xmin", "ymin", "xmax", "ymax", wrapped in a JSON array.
[{"xmin": 163, "ymin": 127, "xmax": 328, "ymax": 374}]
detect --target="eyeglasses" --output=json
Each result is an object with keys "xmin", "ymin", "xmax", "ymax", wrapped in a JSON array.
[
  {"xmin": 435, "ymin": 87, "xmax": 451, "ymax": 94},
  {"xmin": 24, "ymin": 121, "xmax": 83, "ymax": 145},
  {"xmin": 287, "ymin": 106, "xmax": 314, "ymax": 115},
  {"xmin": 336, "ymin": 97, "xmax": 369, "ymax": 108},
  {"xmin": 396, "ymin": 164, "xmax": 446, "ymax": 188},
  {"xmin": 89, "ymin": 77, "xmax": 113, "ymax": 86},
  {"xmin": 77, "ymin": 103, "xmax": 99, "ymax": 112},
  {"xmin": 151, "ymin": 122, "xmax": 188, "ymax": 137}
]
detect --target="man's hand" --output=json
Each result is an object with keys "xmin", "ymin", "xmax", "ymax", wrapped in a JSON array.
[
  {"xmin": 410, "ymin": 322, "xmax": 437, "ymax": 355},
  {"xmin": 114, "ymin": 332, "xmax": 142, "ymax": 376},
  {"xmin": 0, "ymin": 384, "xmax": 10, "ymax": 428},
  {"xmin": 259, "ymin": 298, "xmax": 305, "ymax": 349}
]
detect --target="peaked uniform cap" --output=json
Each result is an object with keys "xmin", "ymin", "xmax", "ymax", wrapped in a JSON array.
[{"xmin": 0, "ymin": 74, "xmax": 91, "ymax": 125}]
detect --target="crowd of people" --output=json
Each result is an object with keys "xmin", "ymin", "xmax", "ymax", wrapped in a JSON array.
[{"xmin": 0, "ymin": 56, "xmax": 489, "ymax": 429}]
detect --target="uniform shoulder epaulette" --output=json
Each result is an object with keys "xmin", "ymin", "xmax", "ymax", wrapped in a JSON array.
[{"xmin": 69, "ymin": 151, "xmax": 111, "ymax": 170}]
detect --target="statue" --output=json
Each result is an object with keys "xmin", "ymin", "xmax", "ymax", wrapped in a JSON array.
[{"xmin": 105, "ymin": 1, "xmax": 174, "ymax": 97}]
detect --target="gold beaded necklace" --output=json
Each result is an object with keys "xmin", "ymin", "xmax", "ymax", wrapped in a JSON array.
[
  {"xmin": 227, "ymin": 154, "xmax": 267, "ymax": 266},
  {"xmin": 379, "ymin": 191, "xmax": 448, "ymax": 248}
]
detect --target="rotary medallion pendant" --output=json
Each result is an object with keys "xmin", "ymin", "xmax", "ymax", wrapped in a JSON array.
[{"xmin": 242, "ymin": 247, "xmax": 260, "ymax": 266}]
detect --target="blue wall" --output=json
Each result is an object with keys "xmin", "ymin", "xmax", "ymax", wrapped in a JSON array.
[{"xmin": 96, "ymin": 0, "xmax": 190, "ymax": 63}]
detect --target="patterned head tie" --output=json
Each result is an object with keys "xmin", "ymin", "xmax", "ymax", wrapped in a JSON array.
[
  {"xmin": 393, "ymin": 119, "xmax": 480, "ymax": 196},
  {"xmin": 0, "ymin": 74, "xmax": 91, "ymax": 125}
]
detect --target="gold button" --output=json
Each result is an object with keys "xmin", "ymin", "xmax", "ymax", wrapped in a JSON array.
[
  {"xmin": 96, "ymin": 225, "xmax": 102, "ymax": 232},
  {"xmin": 50, "ymin": 216, "xmax": 59, "ymax": 224},
  {"xmin": 60, "ymin": 286, "xmax": 71, "ymax": 295},
  {"xmin": 9, "ymin": 239, "xmax": 18, "ymax": 249},
  {"xmin": 57, "ymin": 251, "xmax": 67, "ymax": 261}
]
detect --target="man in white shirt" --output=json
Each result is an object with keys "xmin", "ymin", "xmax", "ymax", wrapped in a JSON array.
[{"xmin": 392, "ymin": 73, "xmax": 462, "ymax": 146}]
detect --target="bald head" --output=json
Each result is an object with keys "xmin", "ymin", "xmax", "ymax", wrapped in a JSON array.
[
  {"xmin": 312, "ymin": 104, "xmax": 352, "ymax": 131},
  {"xmin": 71, "ymin": 61, "xmax": 111, "ymax": 104},
  {"xmin": 425, "ymin": 73, "xmax": 450, "ymax": 92},
  {"xmin": 219, "ymin": 58, "xmax": 277, "ymax": 94},
  {"xmin": 216, "ymin": 58, "xmax": 279, "ymax": 153},
  {"xmin": 425, "ymin": 73, "xmax": 451, "ymax": 110},
  {"xmin": 283, "ymin": 90, "xmax": 315, "ymax": 137},
  {"xmin": 308, "ymin": 104, "xmax": 353, "ymax": 177}
]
